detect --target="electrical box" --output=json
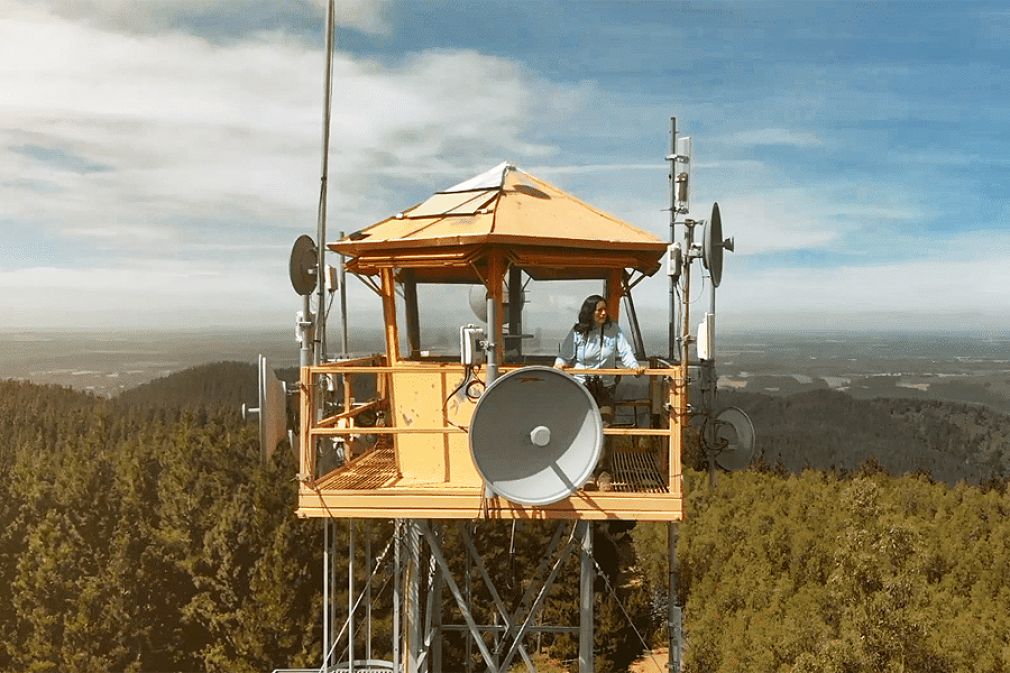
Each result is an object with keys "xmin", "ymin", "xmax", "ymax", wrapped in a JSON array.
[
  {"xmin": 325, "ymin": 265, "xmax": 339, "ymax": 292},
  {"xmin": 674, "ymin": 136, "xmax": 692, "ymax": 214},
  {"xmin": 666, "ymin": 242, "xmax": 683, "ymax": 279},
  {"xmin": 697, "ymin": 312, "xmax": 715, "ymax": 361},
  {"xmin": 459, "ymin": 324, "xmax": 486, "ymax": 366},
  {"xmin": 295, "ymin": 310, "xmax": 315, "ymax": 344}
]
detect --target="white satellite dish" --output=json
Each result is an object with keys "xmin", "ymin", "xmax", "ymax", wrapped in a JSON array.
[
  {"xmin": 242, "ymin": 354, "xmax": 289, "ymax": 464},
  {"xmin": 710, "ymin": 406, "xmax": 755, "ymax": 471},
  {"xmin": 469, "ymin": 366, "xmax": 603, "ymax": 506},
  {"xmin": 467, "ymin": 283, "xmax": 524, "ymax": 323}
]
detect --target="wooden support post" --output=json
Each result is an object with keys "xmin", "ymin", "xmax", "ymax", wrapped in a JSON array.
[
  {"xmin": 380, "ymin": 268, "xmax": 400, "ymax": 365},
  {"xmin": 670, "ymin": 376, "xmax": 684, "ymax": 500},
  {"xmin": 300, "ymin": 365, "xmax": 314, "ymax": 481},
  {"xmin": 380, "ymin": 267, "xmax": 402, "ymax": 472},
  {"xmin": 605, "ymin": 268, "xmax": 623, "ymax": 321}
]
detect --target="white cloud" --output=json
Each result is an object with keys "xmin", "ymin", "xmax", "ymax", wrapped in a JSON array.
[
  {"xmin": 601, "ymin": 235, "xmax": 1010, "ymax": 335},
  {"xmin": 11, "ymin": 0, "xmax": 391, "ymax": 39},
  {"xmin": 719, "ymin": 128, "xmax": 825, "ymax": 148},
  {"xmin": 2, "ymin": 2, "xmax": 1001, "ymax": 335},
  {"xmin": 0, "ymin": 261, "xmax": 327, "ymax": 329},
  {"xmin": 718, "ymin": 252, "xmax": 1010, "ymax": 323},
  {"xmin": 0, "ymin": 5, "xmax": 589, "ymax": 316},
  {"xmin": 525, "ymin": 163, "xmax": 663, "ymax": 175}
]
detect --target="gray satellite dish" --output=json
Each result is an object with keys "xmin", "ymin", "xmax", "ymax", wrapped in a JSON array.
[
  {"xmin": 702, "ymin": 202, "xmax": 734, "ymax": 288},
  {"xmin": 469, "ymin": 366, "xmax": 603, "ymax": 506},
  {"xmin": 467, "ymin": 283, "xmax": 523, "ymax": 322},
  {"xmin": 289, "ymin": 235, "xmax": 318, "ymax": 296},
  {"xmin": 710, "ymin": 406, "xmax": 755, "ymax": 471},
  {"xmin": 242, "ymin": 354, "xmax": 289, "ymax": 463}
]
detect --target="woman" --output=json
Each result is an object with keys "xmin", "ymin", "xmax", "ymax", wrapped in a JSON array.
[{"xmin": 554, "ymin": 294, "xmax": 643, "ymax": 489}]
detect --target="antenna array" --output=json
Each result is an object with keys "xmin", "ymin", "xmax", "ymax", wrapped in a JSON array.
[{"xmin": 666, "ymin": 118, "xmax": 755, "ymax": 484}]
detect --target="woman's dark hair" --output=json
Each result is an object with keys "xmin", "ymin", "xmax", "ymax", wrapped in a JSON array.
[{"xmin": 574, "ymin": 294, "xmax": 609, "ymax": 336}]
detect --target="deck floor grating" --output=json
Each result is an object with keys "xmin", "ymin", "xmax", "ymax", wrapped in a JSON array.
[
  {"xmin": 612, "ymin": 450, "xmax": 668, "ymax": 493},
  {"xmin": 315, "ymin": 447, "xmax": 400, "ymax": 490},
  {"xmin": 312, "ymin": 447, "xmax": 668, "ymax": 494}
]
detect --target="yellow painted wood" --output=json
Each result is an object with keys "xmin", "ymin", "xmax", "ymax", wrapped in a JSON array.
[
  {"xmin": 317, "ymin": 399, "xmax": 385, "ymax": 428},
  {"xmin": 298, "ymin": 360, "xmax": 686, "ymax": 519},
  {"xmin": 388, "ymin": 364, "xmax": 482, "ymax": 486},
  {"xmin": 308, "ymin": 364, "xmax": 680, "ymax": 377},
  {"xmin": 295, "ymin": 489, "xmax": 684, "ymax": 522},
  {"xmin": 299, "ymin": 365, "xmax": 313, "ymax": 480}
]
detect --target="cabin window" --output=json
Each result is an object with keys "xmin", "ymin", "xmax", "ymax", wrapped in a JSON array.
[
  {"xmin": 521, "ymin": 279, "xmax": 610, "ymax": 358},
  {"xmin": 392, "ymin": 275, "xmax": 634, "ymax": 365},
  {"xmin": 395, "ymin": 282, "xmax": 481, "ymax": 361}
]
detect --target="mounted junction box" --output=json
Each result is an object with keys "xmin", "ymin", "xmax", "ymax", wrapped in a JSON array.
[{"xmin": 459, "ymin": 324, "xmax": 486, "ymax": 366}]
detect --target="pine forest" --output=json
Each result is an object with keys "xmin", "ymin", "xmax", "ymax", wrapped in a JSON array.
[{"xmin": 2, "ymin": 364, "xmax": 1010, "ymax": 673}]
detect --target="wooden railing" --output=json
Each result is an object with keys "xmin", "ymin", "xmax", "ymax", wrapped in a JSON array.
[{"xmin": 299, "ymin": 357, "xmax": 685, "ymax": 499}]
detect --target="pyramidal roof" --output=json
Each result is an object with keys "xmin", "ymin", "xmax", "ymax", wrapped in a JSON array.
[{"xmin": 333, "ymin": 163, "xmax": 666, "ymax": 254}]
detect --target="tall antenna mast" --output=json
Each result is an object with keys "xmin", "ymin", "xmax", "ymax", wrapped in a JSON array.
[
  {"xmin": 668, "ymin": 117, "xmax": 678, "ymax": 361},
  {"xmin": 317, "ymin": 3, "xmax": 337, "ymax": 667},
  {"xmin": 315, "ymin": 0, "xmax": 336, "ymax": 365}
]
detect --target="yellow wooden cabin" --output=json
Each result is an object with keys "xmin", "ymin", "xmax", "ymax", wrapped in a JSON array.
[{"xmin": 296, "ymin": 163, "xmax": 686, "ymax": 521}]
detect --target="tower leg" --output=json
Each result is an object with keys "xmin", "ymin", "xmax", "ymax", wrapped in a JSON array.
[
  {"xmin": 431, "ymin": 566, "xmax": 444, "ymax": 673},
  {"xmin": 406, "ymin": 521, "xmax": 423, "ymax": 673},
  {"xmin": 393, "ymin": 520, "xmax": 402, "ymax": 673},
  {"xmin": 579, "ymin": 521, "xmax": 594, "ymax": 673},
  {"xmin": 669, "ymin": 523, "xmax": 682, "ymax": 673},
  {"xmin": 348, "ymin": 519, "xmax": 355, "ymax": 673},
  {"xmin": 417, "ymin": 521, "xmax": 501, "ymax": 672},
  {"xmin": 365, "ymin": 529, "xmax": 372, "ymax": 668},
  {"xmin": 323, "ymin": 520, "xmax": 333, "ymax": 670}
]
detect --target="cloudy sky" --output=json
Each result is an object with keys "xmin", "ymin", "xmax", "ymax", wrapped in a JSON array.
[{"xmin": 3, "ymin": 0, "xmax": 1009, "ymax": 334}]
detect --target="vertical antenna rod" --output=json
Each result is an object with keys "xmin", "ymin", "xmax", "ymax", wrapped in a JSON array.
[
  {"xmin": 668, "ymin": 117, "xmax": 679, "ymax": 361},
  {"xmin": 668, "ymin": 116, "xmax": 686, "ymax": 673},
  {"xmin": 315, "ymin": 0, "xmax": 336, "ymax": 364},
  {"xmin": 317, "ymin": 4, "xmax": 336, "ymax": 669}
]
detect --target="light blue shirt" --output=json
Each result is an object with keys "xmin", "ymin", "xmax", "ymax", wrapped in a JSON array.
[{"xmin": 553, "ymin": 322, "xmax": 639, "ymax": 386}]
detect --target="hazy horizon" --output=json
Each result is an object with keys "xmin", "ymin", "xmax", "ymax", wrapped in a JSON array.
[
  {"xmin": 5, "ymin": 325, "xmax": 1008, "ymax": 401},
  {"xmin": 5, "ymin": 310, "xmax": 1010, "ymax": 335}
]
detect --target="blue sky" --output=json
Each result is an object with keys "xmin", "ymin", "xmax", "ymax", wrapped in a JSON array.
[{"xmin": 2, "ymin": 0, "xmax": 1009, "ymax": 332}]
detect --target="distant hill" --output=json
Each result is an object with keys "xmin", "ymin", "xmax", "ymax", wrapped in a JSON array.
[
  {"xmin": 113, "ymin": 361, "xmax": 367, "ymax": 411},
  {"xmin": 719, "ymin": 388, "xmax": 1010, "ymax": 484},
  {"xmin": 111, "ymin": 363, "xmax": 1010, "ymax": 485},
  {"xmin": 114, "ymin": 361, "xmax": 259, "ymax": 409}
]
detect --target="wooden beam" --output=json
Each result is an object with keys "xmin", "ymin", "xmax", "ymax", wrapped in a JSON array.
[
  {"xmin": 300, "ymin": 365, "xmax": 314, "ymax": 482},
  {"xmin": 605, "ymin": 268, "xmax": 623, "ymax": 321},
  {"xmin": 380, "ymin": 267, "xmax": 400, "ymax": 364},
  {"xmin": 316, "ymin": 399, "xmax": 386, "ymax": 428},
  {"xmin": 295, "ymin": 491, "xmax": 684, "ymax": 522}
]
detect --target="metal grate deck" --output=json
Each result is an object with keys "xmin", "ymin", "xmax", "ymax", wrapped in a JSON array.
[
  {"xmin": 315, "ymin": 447, "xmax": 400, "ymax": 490},
  {"xmin": 611, "ymin": 450, "xmax": 668, "ymax": 493},
  {"xmin": 313, "ymin": 447, "xmax": 668, "ymax": 494}
]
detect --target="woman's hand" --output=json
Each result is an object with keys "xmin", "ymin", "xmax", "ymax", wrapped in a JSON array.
[{"xmin": 634, "ymin": 367, "xmax": 645, "ymax": 377}]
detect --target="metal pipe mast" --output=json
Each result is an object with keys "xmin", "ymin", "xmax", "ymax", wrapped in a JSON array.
[{"xmin": 315, "ymin": 0, "xmax": 335, "ymax": 364}]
